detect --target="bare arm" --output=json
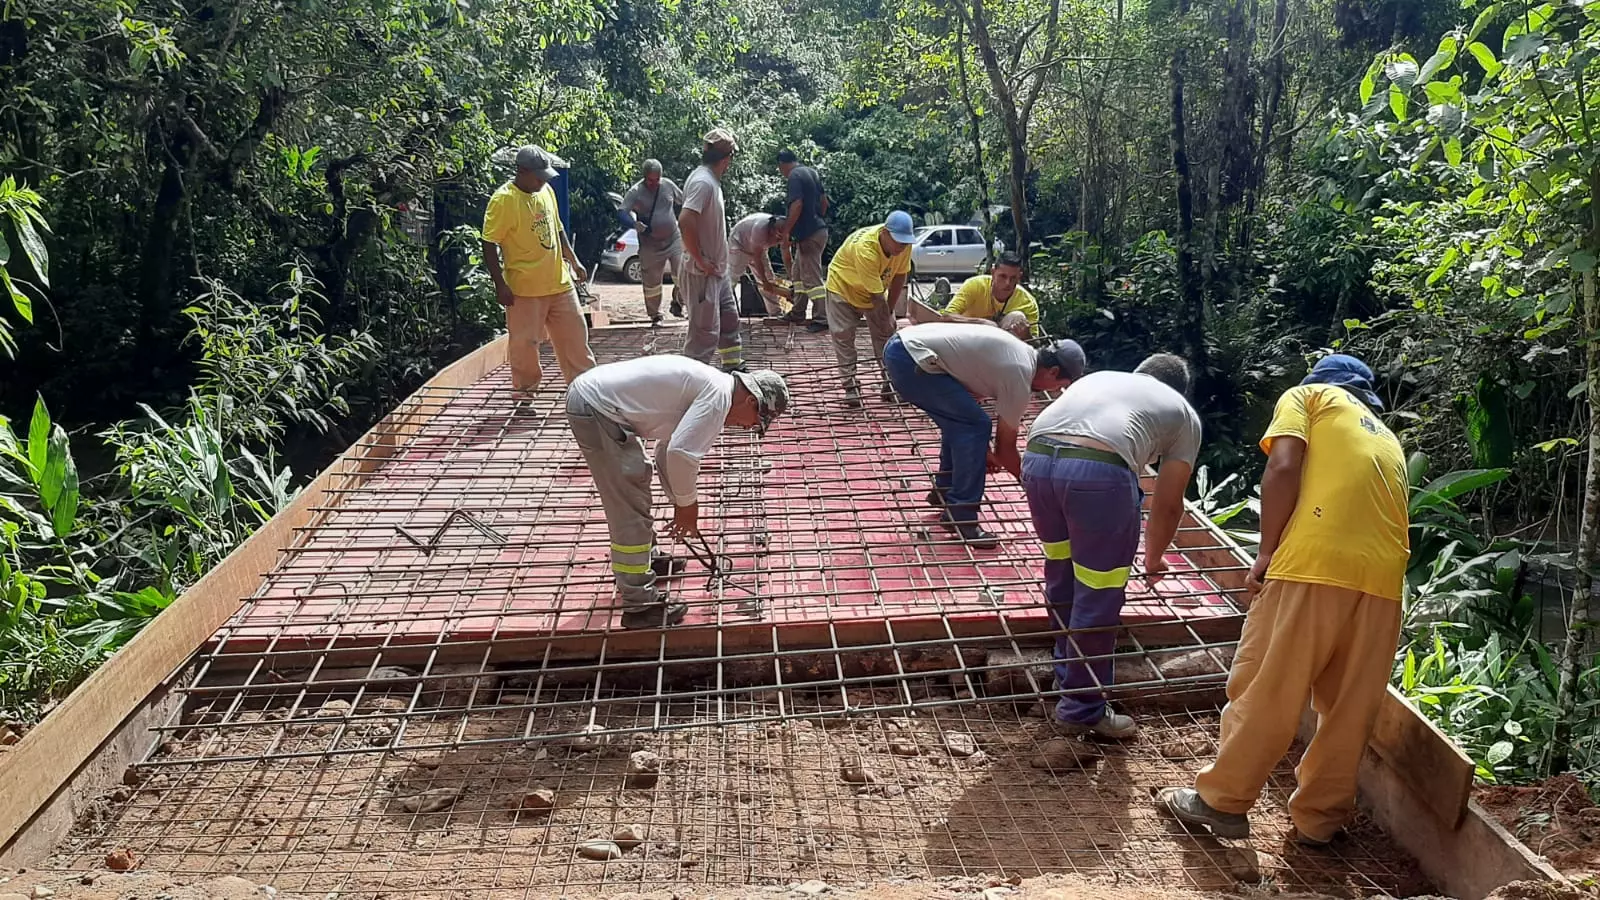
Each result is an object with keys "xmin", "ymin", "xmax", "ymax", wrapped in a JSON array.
[
  {"xmin": 1142, "ymin": 460, "xmax": 1194, "ymax": 581},
  {"xmin": 1249, "ymin": 437, "xmax": 1306, "ymax": 593},
  {"xmin": 992, "ymin": 420, "xmax": 1022, "ymax": 479},
  {"xmin": 942, "ymin": 312, "xmax": 1001, "ymax": 327},
  {"xmin": 483, "ymin": 240, "xmax": 512, "ymax": 306},
  {"xmin": 820, "ymin": 193, "xmax": 830, "ymax": 217},
  {"xmin": 558, "ymin": 228, "xmax": 586, "ymax": 283}
]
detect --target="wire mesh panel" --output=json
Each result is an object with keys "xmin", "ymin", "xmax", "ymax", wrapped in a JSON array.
[{"xmin": 47, "ymin": 324, "xmax": 1428, "ymax": 897}]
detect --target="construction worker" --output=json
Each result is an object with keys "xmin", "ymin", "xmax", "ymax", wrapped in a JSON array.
[
  {"xmin": 1023, "ymin": 354, "xmax": 1203, "ymax": 739},
  {"xmin": 940, "ymin": 253, "xmax": 1039, "ymax": 338},
  {"xmin": 620, "ymin": 159, "xmax": 685, "ymax": 326},
  {"xmin": 775, "ymin": 149, "xmax": 830, "ymax": 332},
  {"xmin": 884, "ymin": 323, "xmax": 1084, "ymax": 548},
  {"xmin": 727, "ymin": 212, "xmax": 792, "ymax": 316},
  {"xmin": 481, "ymin": 145, "xmax": 597, "ymax": 392},
  {"xmin": 679, "ymin": 129, "xmax": 744, "ymax": 371},
  {"xmin": 1160, "ymin": 354, "xmax": 1408, "ymax": 847},
  {"xmin": 567, "ymin": 357, "xmax": 790, "ymax": 629},
  {"xmin": 825, "ymin": 211, "xmax": 916, "ymax": 407}
]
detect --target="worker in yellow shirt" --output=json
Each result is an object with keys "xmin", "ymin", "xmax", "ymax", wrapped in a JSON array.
[
  {"xmin": 824, "ymin": 211, "xmax": 915, "ymax": 407},
  {"xmin": 941, "ymin": 253, "xmax": 1039, "ymax": 338},
  {"xmin": 1159, "ymin": 354, "xmax": 1409, "ymax": 849},
  {"xmin": 481, "ymin": 145, "xmax": 597, "ymax": 392}
]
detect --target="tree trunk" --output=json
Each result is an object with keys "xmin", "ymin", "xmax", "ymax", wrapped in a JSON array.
[
  {"xmin": 954, "ymin": 18, "xmax": 995, "ymax": 255},
  {"xmin": 1170, "ymin": 0, "xmax": 1204, "ymax": 362},
  {"xmin": 1551, "ymin": 161, "xmax": 1600, "ymax": 773},
  {"xmin": 136, "ymin": 124, "xmax": 194, "ymax": 356},
  {"xmin": 1241, "ymin": 0, "xmax": 1290, "ymax": 259}
]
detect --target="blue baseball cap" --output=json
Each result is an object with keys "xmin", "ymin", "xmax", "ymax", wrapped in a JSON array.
[
  {"xmin": 1302, "ymin": 354, "xmax": 1383, "ymax": 409},
  {"xmin": 884, "ymin": 210, "xmax": 916, "ymax": 244}
]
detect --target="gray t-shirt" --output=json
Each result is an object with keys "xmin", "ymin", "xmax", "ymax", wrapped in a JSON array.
[
  {"xmin": 898, "ymin": 323, "xmax": 1037, "ymax": 427},
  {"xmin": 681, "ymin": 165, "xmax": 727, "ymax": 269},
  {"xmin": 622, "ymin": 178, "xmax": 683, "ymax": 248},
  {"xmin": 1028, "ymin": 370, "xmax": 1203, "ymax": 470}
]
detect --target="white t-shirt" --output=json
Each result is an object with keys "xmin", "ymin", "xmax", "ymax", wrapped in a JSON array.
[
  {"xmin": 681, "ymin": 165, "xmax": 728, "ymax": 269},
  {"xmin": 568, "ymin": 355, "xmax": 733, "ymax": 505},
  {"xmin": 896, "ymin": 323, "xmax": 1037, "ymax": 428},
  {"xmin": 1028, "ymin": 370, "xmax": 1203, "ymax": 470}
]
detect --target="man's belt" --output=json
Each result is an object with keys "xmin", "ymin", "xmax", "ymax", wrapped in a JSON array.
[{"xmin": 1024, "ymin": 437, "xmax": 1127, "ymax": 470}]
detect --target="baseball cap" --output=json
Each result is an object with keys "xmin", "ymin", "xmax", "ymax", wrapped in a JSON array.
[
  {"xmin": 1303, "ymin": 353, "xmax": 1383, "ymax": 409},
  {"xmin": 702, "ymin": 128, "xmax": 738, "ymax": 151},
  {"xmin": 515, "ymin": 145, "xmax": 560, "ymax": 181},
  {"xmin": 732, "ymin": 369, "xmax": 790, "ymax": 436},
  {"xmin": 885, "ymin": 210, "xmax": 916, "ymax": 244},
  {"xmin": 1039, "ymin": 339, "xmax": 1087, "ymax": 380}
]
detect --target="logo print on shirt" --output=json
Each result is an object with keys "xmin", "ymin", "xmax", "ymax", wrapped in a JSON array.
[{"xmin": 1360, "ymin": 417, "xmax": 1378, "ymax": 434}]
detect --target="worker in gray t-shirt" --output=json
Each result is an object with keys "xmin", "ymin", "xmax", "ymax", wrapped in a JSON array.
[
  {"xmin": 678, "ymin": 129, "xmax": 743, "ymax": 371},
  {"xmin": 882, "ymin": 323, "xmax": 1083, "ymax": 548},
  {"xmin": 1022, "ymin": 354, "xmax": 1203, "ymax": 741},
  {"xmin": 621, "ymin": 159, "xmax": 685, "ymax": 324}
]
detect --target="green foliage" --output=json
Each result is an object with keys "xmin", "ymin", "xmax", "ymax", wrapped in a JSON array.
[{"xmin": 0, "ymin": 177, "xmax": 47, "ymax": 358}]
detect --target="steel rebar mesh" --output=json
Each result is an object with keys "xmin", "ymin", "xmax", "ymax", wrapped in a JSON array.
[{"xmin": 45, "ymin": 324, "xmax": 1428, "ymax": 897}]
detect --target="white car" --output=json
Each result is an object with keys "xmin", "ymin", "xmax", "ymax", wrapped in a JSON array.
[
  {"xmin": 599, "ymin": 229, "xmax": 648, "ymax": 283},
  {"xmin": 910, "ymin": 225, "xmax": 1003, "ymax": 277}
]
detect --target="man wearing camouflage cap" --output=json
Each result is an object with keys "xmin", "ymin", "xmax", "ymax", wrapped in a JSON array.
[
  {"xmin": 566, "ymin": 355, "xmax": 789, "ymax": 629},
  {"xmin": 678, "ymin": 128, "xmax": 746, "ymax": 371},
  {"xmin": 482, "ymin": 145, "xmax": 596, "ymax": 391}
]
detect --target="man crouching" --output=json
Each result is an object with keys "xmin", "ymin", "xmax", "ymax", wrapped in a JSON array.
[{"xmin": 567, "ymin": 357, "xmax": 789, "ymax": 629}]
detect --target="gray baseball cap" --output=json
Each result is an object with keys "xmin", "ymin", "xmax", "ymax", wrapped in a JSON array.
[
  {"xmin": 732, "ymin": 369, "xmax": 790, "ymax": 435},
  {"xmin": 1039, "ymin": 339, "xmax": 1087, "ymax": 380},
  {"xmin": 515, "ymin": 145, "xmax": 560, "ymax": 180}
]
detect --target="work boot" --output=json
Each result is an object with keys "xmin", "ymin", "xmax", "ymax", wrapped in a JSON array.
[
  {"xmin": 955, "ymin": 524, "xmax": 999, "ymax": 550},
  {"xmin": 1052, "ymin": 708, "xmax": 1139, "ymax": 740},
  {"xmin": 1158, "ymin": 787, "xmax": 1250, "ymax": 840},
  {"xmin": 1291, "ymin": 827, "xmax": 1339, "ymax": 848},
  {"xmin": 805, "ymin": 320, "xmax": 828, "ymax": 333},
  {"xmin": 670, "ymin": 298, "xmax": 683, "ymax": 318},
  {"xmin": 650, "ymin": 553, "xmax": 686, "ymax": 577},
  {"xmin": 782, "ymin": 309, "xmax": 808, "ymax": 325},
  {"xmin": 650, "ymin": 313, "xmax": 663, "ymax": 327},
  {"xmin": 620, "ymin": 601, "xmax": 689, "ymax": 630},
  {"xmin": 925, "ymin": 487, "xmax": 947, "ymax": 508}
]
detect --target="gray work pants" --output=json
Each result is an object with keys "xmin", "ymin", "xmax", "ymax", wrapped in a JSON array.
[
  {"xmin": 639, "ymin": 236, "xmax": 683, "ymax": 318},
  {"xmin": 566, "ymin": 396, "xmax": 658, "ymax": 609},
  {"xmin": 827, "ymin": 291, "xmax": 896, "ymax": 399},
  {"xmin": 680, "ymin": 266, "xmax": 743, "ymax": 369},
  {"xmin": 790, "ymin": 228, "xmax": 829, "ymax": 322}
]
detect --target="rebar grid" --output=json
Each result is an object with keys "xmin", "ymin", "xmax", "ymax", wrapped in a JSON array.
[
  {"xmin": 54, "ymin": 693, "xmax": 1426, "ymax": 898},
  {"xmin": 43, "ymin": 324, "xmax": 1427, "ymax": 895}
]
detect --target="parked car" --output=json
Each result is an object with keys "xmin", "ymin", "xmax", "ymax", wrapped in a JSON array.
[
  {"xmin": 910, "ymin": 225, "xmax": 1004, "ymax": 277},
  {"xmin": 599, "ymin": 229, "xmax": 646, "ymax": 283}
]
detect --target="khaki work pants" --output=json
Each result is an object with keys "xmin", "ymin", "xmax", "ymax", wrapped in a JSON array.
[
  {"xmin": 566, "ymin": 396, "xmax": 658, "ymax": 608},
  {"xmin": 1193, "ymin": 579, "xmax": 1401, "ymax": 841},
  {"xmin": 506, "ymin": 288, "xmax": 597, "ymax": 391},
  {"xmin": 827, "ymin": 291, "xmax": 896, "ymax": 399},
  {"xmin": 789, "ymin": 229, "xmax": 829, "ymax": 322}
]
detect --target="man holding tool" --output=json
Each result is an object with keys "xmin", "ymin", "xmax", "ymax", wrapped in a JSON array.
[
  {"xmin": 775, "ymin": 149, "xmax": 829, "ymax": 331},
  {"xmin": 883, "ymin": 323, "xmax": 1084, "ymax": 548},
  {"xmin": 1022, "ymin": 353, "xmax": 1202, "ymax": 739},
  {"xmin": 620, "ymin": 159, "xmax": 685, "ymax": 326},
  {"xmin": 1159, "ymin": 354, "xmax": 1407, "ymax": 847},
  {"xmin": 481, "ymin": 145, "xmax": 597, "ymax": 392},
  {"xmin": 727, "ymin": 212, "xmax": 793, "ymax": 317},
  {"xmin": 825, "ymin": 211, "xmax": 916, "ymax": 407},
  {"xmin": 680, "ymin": 128, "xmax": 744, "ymax": 371},
  {"xmin": 566, "ymin": 355, "xmax": 790, "ymax": 629}
]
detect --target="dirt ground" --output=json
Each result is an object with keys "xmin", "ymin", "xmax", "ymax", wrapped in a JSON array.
[
  {"xmin": 40, "ymin": 689, "xmax": 1435, "ymax": 900},
  {"xmin": 1477, "ymin": 774, "xmax": 1600, "ymax": 882}
]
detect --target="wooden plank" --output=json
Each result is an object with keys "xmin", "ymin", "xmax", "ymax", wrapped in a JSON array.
[
  {"xmin": 1370, "ymin": 685, "xmax": 1475, "ymax": 829},
  {"xmin": 0, "ymin": 337, "xmax": 508, "ymax": 858}
]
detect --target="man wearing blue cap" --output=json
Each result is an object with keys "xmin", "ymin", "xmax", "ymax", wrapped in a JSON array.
[
  {"xmin": 1160, "ymin": 354, "xmax": 1409, "ymax": 848},
  {"xmin": 824, "ymin": 211, "xmax": 916, "ymax": 406}
]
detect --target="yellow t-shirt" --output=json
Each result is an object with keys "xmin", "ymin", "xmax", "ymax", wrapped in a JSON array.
[
  {"xmin": 482, "ymin": 181, "xmax": 572, "ymax": 298},
  {"xmin": 1262, "ymin": 384, "xmax": 1410, "ymax": 600},
  {"xmin": 825, "ymin": 225, "xmax": 912, "ymax": 309},
  {"xmin": 946, "ymin": 276, "xmax": 1040, "ymax": 335}
]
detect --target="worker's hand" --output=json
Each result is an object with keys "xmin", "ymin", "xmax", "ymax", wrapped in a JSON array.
[
  {"xmin": 985, "ymin": 450, "xmax": 1004, "ymax": 474},
  {"xmin": 993, "ymin": 447, "xmax": 1022, "ymax": 480},
  {"xmin": 495, "ymin": 281, "xmax": 514, "ymax": 308},
  {"xmin": 1246, "ymin": 553, "xmax": 1271, "ymax": 597},
  {"xmin": 1143, "ymin": 552, "xmax": 1170, "ymax": 586},
  {"xmin": 694, "ymin": 255, "xmax": 722, "ymax": 278},
  {"xmin": 668, "ymin": 502, "xmax": 701, "ymax": 539},
  {"xmin": 571, "ymin": 261, "xmax": 589, "ymax": 284}
]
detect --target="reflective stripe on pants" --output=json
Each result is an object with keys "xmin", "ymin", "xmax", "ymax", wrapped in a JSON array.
[
  {"xmin": 566, "ymin": 398, "xmax": 658, "ymax": 608},
  {"xmin": 681, "ymin": 267, "xmax": 742, "ymax": 368}
]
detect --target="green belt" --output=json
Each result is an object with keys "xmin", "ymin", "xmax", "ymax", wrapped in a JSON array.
[{"xmin": 1024, "ymin": 438, "xmax": 1128, "ymax": 470}]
